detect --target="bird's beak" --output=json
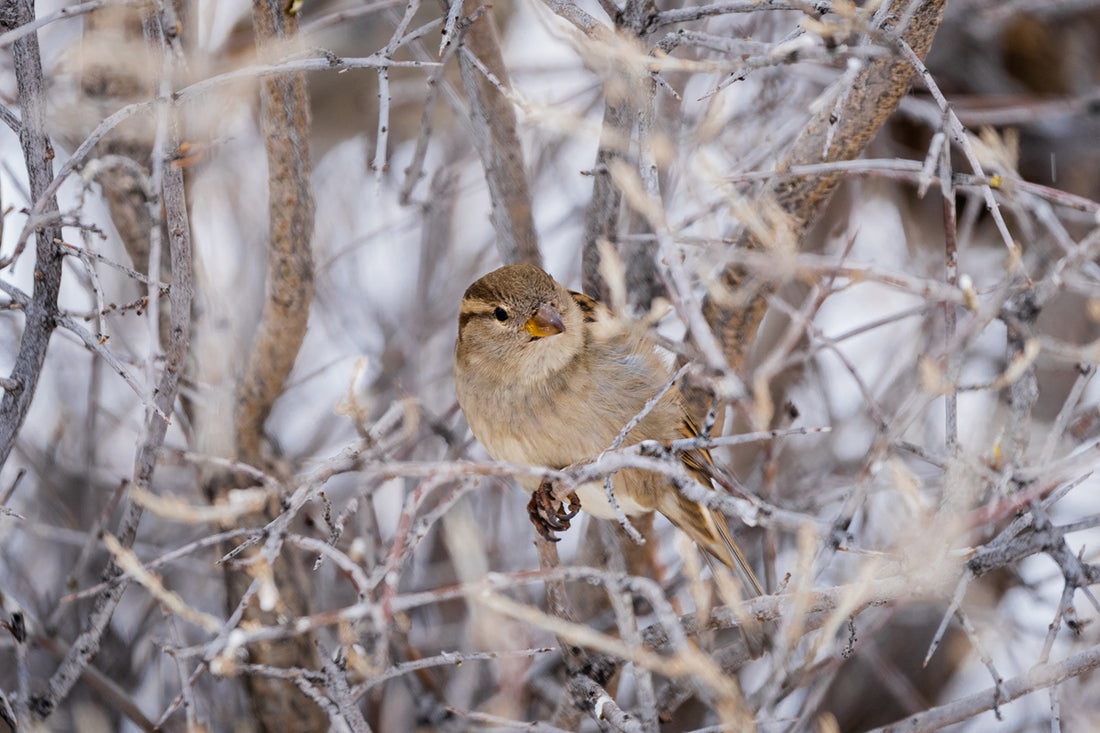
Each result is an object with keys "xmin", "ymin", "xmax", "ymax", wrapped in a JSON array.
[{"xmin": 525, "ymin": 303, "xmax": 565, "ymax": 338}]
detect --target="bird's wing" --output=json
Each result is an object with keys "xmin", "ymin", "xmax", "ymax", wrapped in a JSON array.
[
  {"xmin": 568, "ymin": 290, "xmax": 603, "ymax": 320},
  {"xmin": 568, "ymin": 289, "xmax": 623, "ymax": 343},
  {"xmin": 679, "ymin": 412, "xmax": 719, "ymax": 486},
  {"xmin": 568, "ymin": 286, "xmax": 764, "ymax": 597}
]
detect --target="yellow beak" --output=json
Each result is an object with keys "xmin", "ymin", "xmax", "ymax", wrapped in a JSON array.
[{"xmin": 524, "ymin": 303, "xmax": 565, "ymax": 338}]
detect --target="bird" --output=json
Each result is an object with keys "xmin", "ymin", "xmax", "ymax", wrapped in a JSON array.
[{"xmin": 453, "ymin": 263, "xmax": 763, "ymax": 598}]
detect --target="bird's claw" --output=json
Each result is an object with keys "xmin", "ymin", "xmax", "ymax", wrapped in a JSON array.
[{"xmin": 527, "ymin": 480, "xmax": 581, "ymax": 542}]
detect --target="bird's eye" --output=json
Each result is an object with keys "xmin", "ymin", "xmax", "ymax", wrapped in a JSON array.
[{"xmin": 493, "ymin": 307, "xmax": 508, "ymax": 322}]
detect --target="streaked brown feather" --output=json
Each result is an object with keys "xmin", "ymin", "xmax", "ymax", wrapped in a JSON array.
[
  {"xmin": 679, "ymin": 413, "xmax": 717, "ymax": 485},
  {"xmin": 568, "ymin": 290, "xmax": 600, "ymax": 321}
]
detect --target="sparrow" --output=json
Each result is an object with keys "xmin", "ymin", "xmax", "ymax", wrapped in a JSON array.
[{"xmin": 453, "ymin": 263, "xmax": 763, "ymax": 597}]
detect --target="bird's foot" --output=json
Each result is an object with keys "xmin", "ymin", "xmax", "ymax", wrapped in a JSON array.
[{"xmin": 527, "ymin": 480, "xmax": 581, "ymax": 542}]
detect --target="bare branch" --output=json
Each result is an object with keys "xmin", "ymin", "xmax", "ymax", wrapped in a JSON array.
[
  {"xmin": 870, "ymin": 643, "xmax": 1100, "ymax": 733},
  {"xmin": 0, "ymin": 0, "xmax": 144, "ymax": 50},
  {"xmin": 0, "ymin": 0, "xmax": 64, "ymax": 468},
  {"xmin": 235, "ymin": 1, "xmax": 316, "ymax": 460},
  {"xmin": 707, "ymin": 0, "xmax": 947, "ymax": 372},
  {"xmin": 458, "ymin": 2, "xmax": 541, "ymax": 266}
]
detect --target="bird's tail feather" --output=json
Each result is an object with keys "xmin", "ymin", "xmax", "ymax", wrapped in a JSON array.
[
  {"xmin": 658, "ymin": 492, "xmax": 766, "ymax": 656},
  {"xmin": 658, "ymin": 492, "xmax": 763, "ymax": 597}
]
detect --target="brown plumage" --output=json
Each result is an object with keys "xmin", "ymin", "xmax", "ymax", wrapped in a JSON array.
[{"xmin": 454, "ymin": 264, "xmax": 763, "ymax": 597}]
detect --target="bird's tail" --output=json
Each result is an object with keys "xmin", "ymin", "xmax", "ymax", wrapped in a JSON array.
[
  {"xmin": 659, "ymin": 491, "xmax": 766, "ymax": 655},
  {"xmin": 659, "ymin": 490, "xmax": 762, "ymax": 595}
]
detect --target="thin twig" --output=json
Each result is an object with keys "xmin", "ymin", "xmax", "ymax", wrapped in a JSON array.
[{"xmin": 870, "ymin": 643, "xmax": 1100, "ymax": 733}]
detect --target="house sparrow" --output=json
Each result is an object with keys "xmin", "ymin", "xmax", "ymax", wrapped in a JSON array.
[{"xmin": 453, "ymin": 263, "xmax": 763, "ymax": 597}]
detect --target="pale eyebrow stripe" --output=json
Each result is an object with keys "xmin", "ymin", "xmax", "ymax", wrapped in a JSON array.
[{"xmin": 458, "ymin": 300, "xmax": 497, "ymax": 331}]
